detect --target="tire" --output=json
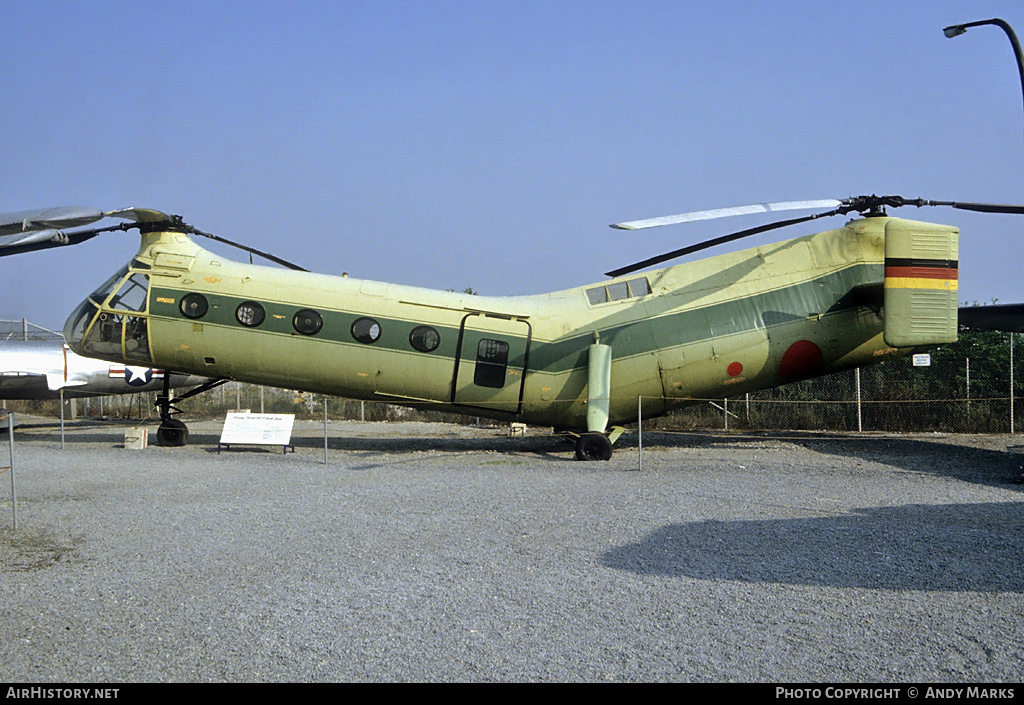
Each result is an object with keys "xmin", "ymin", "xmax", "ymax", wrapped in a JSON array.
[
  {"xmin": 157, "ymin": 418, "xmax": 189, "ymax": 447},
  {"xmin": 574, "ymin": 432, "xmax": 613, "ymax": 461}
]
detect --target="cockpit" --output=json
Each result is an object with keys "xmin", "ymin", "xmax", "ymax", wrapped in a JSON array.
[{"xmin": 64, "ymin": 262, "xmax": 152, "ymax": 364}]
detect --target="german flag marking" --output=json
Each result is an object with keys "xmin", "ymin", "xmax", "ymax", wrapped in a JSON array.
[{"xmin": 884, "ymin": 258, "xmax": 958, "ymax": 289}]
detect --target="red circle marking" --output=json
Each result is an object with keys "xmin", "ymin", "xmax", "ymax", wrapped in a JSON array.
[
  {"xmin": 727, "ymin": 361, "xmax": 743, "ymax": 377},
  {"xmin": 778, "ymin": 340, "xmax": 823, "ymax": 381}
]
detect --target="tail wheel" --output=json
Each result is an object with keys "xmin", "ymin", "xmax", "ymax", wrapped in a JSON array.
[
  {"xmin": 575, "ymin": 432, "xmax": 613, "ymax": 461},
  {"xmin": 157, "ymin": 418, "xmax": 189, "ymax": 447}
]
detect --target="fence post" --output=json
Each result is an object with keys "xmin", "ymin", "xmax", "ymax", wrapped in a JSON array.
[
  {"xmin": 636, "ymin": 395, "xmax": 643, "ymax": 472},
  {"xmin": 967, "ymin": 356, "xmax": 971, "ymax": 403},
  {"xmin": 3, "ymin": 411, "xmax": 16, "ymax": 528},
  {"xmin": 855, "ymin": 367, "xmax": 863, "ymax": 432},
  {"xmin": 1012, "ymin": 335, "xmax": 1015, "ymax": 435}
]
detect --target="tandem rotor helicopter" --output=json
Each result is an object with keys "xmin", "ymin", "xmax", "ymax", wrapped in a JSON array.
[{"xmin": 2, "ymin": 196, "xmax": 1024, "ymax": 459}]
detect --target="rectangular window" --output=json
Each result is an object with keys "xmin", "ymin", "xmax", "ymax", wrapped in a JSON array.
[
  {"xmin": 474, "ymin": 339, "xmax": 509, "ymax": 388},
  {"xmin": 586, "ymin": 286, "xmax": 608, "ymax": 305},
  {"xmin": 585, "ymin": 277, "xmax": 651, "ymax": 305},
  {"xmin": 607, "ymin": 281, "xmax": 629, "ymax": 301},
  {"xmin": 628, "ymin": 277, "xmax": 652, "ymax": 297}
]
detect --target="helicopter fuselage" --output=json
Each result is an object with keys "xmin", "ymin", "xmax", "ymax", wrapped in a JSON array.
[{"xmin": 62, "ymin": 215, "xmax": 959, "ymax": 432}]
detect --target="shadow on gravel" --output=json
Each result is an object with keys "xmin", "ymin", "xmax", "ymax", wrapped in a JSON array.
[
  {"xmin": 634, "ymin": 431, "xmax": 1024, "ymax": 492},
  {"xmin": 11, "ymin": 421, "xmax": 577, "ymax": 459},
  {"xmin": 253, "ymin": 432, "xmax": 570, "ymax": 460},
  {"xmin": 603, "ymin": 501, "xmax": 1024, "ymax": 592},
  {"xmin": 15, "ymin": 419, "xmax": 1024, "ymax": 478},
  {"xmin": 8, "ymin": 418, "xmax": 163, "ymax": 448}
]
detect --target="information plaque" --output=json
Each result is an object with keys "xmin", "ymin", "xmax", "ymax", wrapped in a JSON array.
[{"xmin": 218, "ymin": 412, "xmax": 295, "ymax": 453}]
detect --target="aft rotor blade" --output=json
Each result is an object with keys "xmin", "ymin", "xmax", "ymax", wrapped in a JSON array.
[
  {"xmin": 610, "ymin": 199, "xmax": 842, "ymax": 231},
  {"xmin": 0, "ymin": 206, "xmax": 104, "ymax": 237},
  {"xmin": 911, "ymin": 199, "xmax": 1024, "ymax": 216},
  {"xmin": 605, "ymin": 209, "xmax": 840, "ymax": 278}
]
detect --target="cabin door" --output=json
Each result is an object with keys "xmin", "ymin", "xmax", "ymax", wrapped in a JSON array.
[{"xmin": 451, "ymin": 313, "xmax": 532, "ymax": 416}]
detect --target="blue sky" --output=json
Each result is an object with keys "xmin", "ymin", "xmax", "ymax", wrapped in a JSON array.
[{"xmin": 3, "ymin": 0, "xmax": 1024, "ymax": 329}]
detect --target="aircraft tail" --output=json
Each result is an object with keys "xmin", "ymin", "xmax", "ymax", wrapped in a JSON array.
[{"xmin": 882, "ymin": 218, "xmax": 959, "ymax": 348}]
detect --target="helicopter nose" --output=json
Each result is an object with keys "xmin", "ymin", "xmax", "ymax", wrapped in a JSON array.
[{"xmin": 63, "ymin": 297, "xmax": 99, "ymax": 357}]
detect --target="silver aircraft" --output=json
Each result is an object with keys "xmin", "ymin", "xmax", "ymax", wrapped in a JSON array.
[{"xmin": 0, "ymin": 338, "xmax": 208, "ymax": 400}]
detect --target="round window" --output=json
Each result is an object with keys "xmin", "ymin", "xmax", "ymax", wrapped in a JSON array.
[
  {"xmin": 179, "ymin": 293, "xmax": 209, "ymax": 320},
  {"xmin": 351, "ymin": 317, "xmax": 382, "ymax": 344},
  {"xmin": 236, "ymin": 301, "xmax": 266, "ymax": 327},
  {"xmin": 293, "ymin": 309, "xmax": 324, "ymax": 336},
  {"xmin": 409, "ymin": 325, "xmax": 440, "ymax": 353}
]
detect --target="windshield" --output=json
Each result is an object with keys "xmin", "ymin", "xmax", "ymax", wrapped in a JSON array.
[
  {"xmin": 87, "ymin": 264, "xmax": 130, "ymax": 305},
  {"xmin": 63, "ymin": 262, "xmax": 152, "ymax": 363}
]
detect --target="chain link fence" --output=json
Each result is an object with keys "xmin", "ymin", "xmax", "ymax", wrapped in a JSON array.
[
  {"xmin": 0, "ymin": 318, "xmax": 62, "ymax": 341},
  {"xmin": 659, "ymin": 329, "xmax": 1024, "ymax": 434}
]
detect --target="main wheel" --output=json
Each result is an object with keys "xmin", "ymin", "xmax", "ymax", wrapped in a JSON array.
[
  {"xmin": 574, "ymin": 432, "xmax": 613, "ymax": 461},
  {"xmin": 157, "ymin": 418, "xmax": 189, "ymax": 447}
]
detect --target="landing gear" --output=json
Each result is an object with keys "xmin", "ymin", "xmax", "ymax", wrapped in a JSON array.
[
  {"xmin": 157, "ymin": 418, "xmax": 189, "ymax": 447},
  {"xmin": 575, "ymin": 432, "xmax": 613, "ymax": 461},
  {"xmin": 567, "ymin": 426, "xmax": 624, "ymax": 461},
  {"xmin": 154, "ymin": 373, "xmax": 229, "ymax": 447}
]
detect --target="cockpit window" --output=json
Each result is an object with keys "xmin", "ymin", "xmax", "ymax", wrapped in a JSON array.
[
  {"xmin": 109, "ymin": 272, "xmax": 150, "ymax": 312},
  {"xmin": 63, "ymin": 299, "xmax": 98, "ymax": 348},
  {"xmin": 88, "ymin": 264, "xmax": 130, "ymax": 305},
  {"xmin": 64, "ymin": 262, "xmax": 152, "ymax": 363}
]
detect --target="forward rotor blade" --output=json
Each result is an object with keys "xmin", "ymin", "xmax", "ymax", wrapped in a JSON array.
[
  {"xmin": 185, "ymin": 226, "xmax": 309, "ymax": 272},
  {"xmin": 610, "ymin": 199, "xmax": 842, "ymax": 231},
  {"xmin": 0, "ymin": 228, "xmax": 67, "ymax": 249},
  {"xmin": 605, "ymin": 209, "xmax": 840, "ymax": 278},
  {"xmin": 106, "ymin": 207, "xmax": 175, "ymax": 223},
  {"xmin": 0, "ymin": 228, "xmax": 106, "ymax": 258},
  {"xmin": 0, "ymin": 206, "xmax": 104, "ymax": 237},
  {"xmin": 0, "ymin": 206, "xmax": 307, "ymax": 270}
]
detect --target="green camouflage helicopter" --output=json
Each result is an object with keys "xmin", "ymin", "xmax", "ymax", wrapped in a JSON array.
[{"xmin": 2, "ymin": 196, "xmax": 1019, "ymax": 458}]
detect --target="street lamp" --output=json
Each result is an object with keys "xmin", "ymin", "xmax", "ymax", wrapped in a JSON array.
[{"xmin": 943, "ymin": 18, "xmax": 1024, "ymax": 142}]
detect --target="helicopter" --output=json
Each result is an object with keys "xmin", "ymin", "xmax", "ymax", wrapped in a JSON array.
[{"xmin": 2, "ymin": 196, "xmax": 1023, "ymax": 459}]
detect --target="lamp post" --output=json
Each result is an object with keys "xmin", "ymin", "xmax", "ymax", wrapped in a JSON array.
[{"xmin": 943, "ymin": 18, "xmax": 1024, "ymax": 142}]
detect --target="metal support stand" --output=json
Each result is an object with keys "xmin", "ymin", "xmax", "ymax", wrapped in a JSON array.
[
  {"xmin": 59, "ymin": 389, "xmax": 65, "ymax": 450},
  {"xmin": 2, "ymin": 411, "xmax": 16, "ymax": 528}
]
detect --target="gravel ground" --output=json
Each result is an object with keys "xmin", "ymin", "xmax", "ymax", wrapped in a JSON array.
[{"xmin": 0, "ymin": 415, "xmax": 1022, "ymax": 683}]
